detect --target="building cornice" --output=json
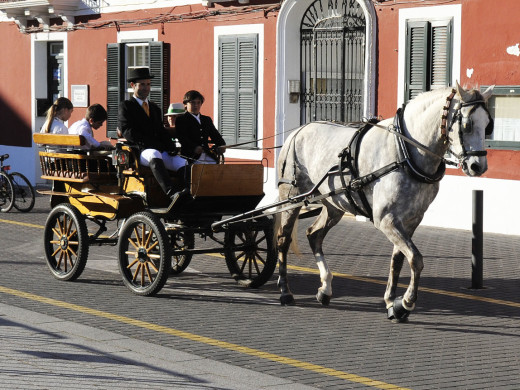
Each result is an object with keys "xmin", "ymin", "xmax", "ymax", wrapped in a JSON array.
[{"xmin": 0, "ymin": 0, "xmax": 85, "ymax": 32}]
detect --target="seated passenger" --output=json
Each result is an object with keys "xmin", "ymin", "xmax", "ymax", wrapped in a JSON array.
[
  {"xmin": 165, "ymin": 102, "xmax": 185, "ymax": 130},
  {"xmin": 175, "ymin": 90, "xmax": 226, "ymax": 164},
  {"xmin": 40, "ymin": 97, "xmax": 74, "ymax": 134},
  {"xmin": 68, "ymin": 104, "xmax": 113, "ymax": 151}
]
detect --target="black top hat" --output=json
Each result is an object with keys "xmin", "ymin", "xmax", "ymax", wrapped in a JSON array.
[{"xmin": 127, "ymin": 67, "xmax": 155, "ymax": 82}]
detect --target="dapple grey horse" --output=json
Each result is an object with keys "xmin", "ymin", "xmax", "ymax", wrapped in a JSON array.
[{"xmin": 275, "ymin": 83, "xmax": 494, "ymax": 321}]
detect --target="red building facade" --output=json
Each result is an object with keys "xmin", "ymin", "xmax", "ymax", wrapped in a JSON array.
[{"xmin": 0, "ymin": 0, "xmax": 519, "ymax": 234}]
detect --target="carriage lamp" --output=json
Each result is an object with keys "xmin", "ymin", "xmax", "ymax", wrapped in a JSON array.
[
  {"xmin": 112, "ymin": 145, "xmax": 129, "ymax": 169},
  {"xmin": 288, "ymin": 80, "xmax": 301, "ymax": 103}
]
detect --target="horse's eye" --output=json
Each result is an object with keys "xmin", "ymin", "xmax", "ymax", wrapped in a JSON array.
[{"xmin": 461, "ymin": 117, "xmax": 473, "ymax": 134}]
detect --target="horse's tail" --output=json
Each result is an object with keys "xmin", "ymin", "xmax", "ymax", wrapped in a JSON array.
[
  {"xmin": 277, "ymin": 125, "xmax": 302, "ymax": 181},
  {"xmin": 289, "ymin": 217, "xmax": 301, "ymax": 256}
]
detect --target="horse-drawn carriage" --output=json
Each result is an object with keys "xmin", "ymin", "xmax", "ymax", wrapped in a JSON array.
[
  {"xmin": 33, "ymin": 133, "xmax": 277, "ymax": 296},
  {"xmin": 34, "ymin": 83, "xmax": 495, "ymax": 322}
]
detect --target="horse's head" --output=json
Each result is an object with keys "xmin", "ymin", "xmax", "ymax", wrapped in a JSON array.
[{"xmin": 449, "ymin": 82, "xmax": 494, "ymax": 177}]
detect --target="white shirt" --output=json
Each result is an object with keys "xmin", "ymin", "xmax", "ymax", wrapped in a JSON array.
[
  {"xmin": 68, "ymin": 118, "xmax": 100, "ymax": 149},
  {"xmin": 41, "ymin": 117, "xmax": 68, "ymax": 134},
  {"xmin": 190, "ymin": 113, "xmax": 201, "ymax": 124},
  {"xmin": 133, "ymin": 96, "xmax": 149, "ymax": 110}
]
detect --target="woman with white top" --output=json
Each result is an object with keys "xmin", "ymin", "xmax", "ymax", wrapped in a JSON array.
[{"xmin": 40, "ymin": 97, "xmax": 73, "ymax": 134}]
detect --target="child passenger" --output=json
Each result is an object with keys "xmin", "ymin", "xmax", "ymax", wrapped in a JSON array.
[
  {"xmin": 68, "ymin": 104, "xmax": 113, "ymax": 150},
  {"xmin": 40, "ymin": 97, "xmax": 74, "ymax": 134}
]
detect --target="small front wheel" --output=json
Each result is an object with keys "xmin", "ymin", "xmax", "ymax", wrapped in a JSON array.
[
  {"xmin": 0, "ymin": 171, "xmax": 14, "ymax": 213},
  {"xmin": 169, "ymin": 230, "xmax": 195, "ymax": 275},
  {"xmin": 118, "ymin": 212, "xmax": 171, "ymax": 296},
  {"xmin": 11, "ymin": 172, "xmax": 35, "ymax": 212},
  {"xmin": 43, "ymin": 203, "xmax": 89, "ymax": 281},
  {"xmin": 224, "ymin": 218, "xmax": 277, "ymax": 288}
]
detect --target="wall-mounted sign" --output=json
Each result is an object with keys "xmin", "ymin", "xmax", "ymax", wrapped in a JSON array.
[{"xmin": 71, "ymin": 85, "xmax": 89, "ymax": 107}]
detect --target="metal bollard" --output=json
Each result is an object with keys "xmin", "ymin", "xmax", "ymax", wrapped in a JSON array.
[{"xmin": 471, "ymin": 190, "xmax": 484, "ymax": 289}]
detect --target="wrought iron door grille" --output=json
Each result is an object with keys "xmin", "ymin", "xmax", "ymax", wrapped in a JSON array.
[{"xmin": 300, "ymin": 0, "xmax": 366, "ymax": 125}]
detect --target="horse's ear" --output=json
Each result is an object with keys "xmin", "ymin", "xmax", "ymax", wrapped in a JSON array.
[
  {"xmin": 481, "ymin": 85, "xmax": 495, "ymax": 101},
  {"xmin": 455, "ymin": 81, "xmax": 473, "ymax": 103}
]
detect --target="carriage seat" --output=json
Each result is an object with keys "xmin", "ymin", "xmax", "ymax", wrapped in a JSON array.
[
  {"xmin": 33, "ymin": 133, "xmax": 115, "ymax": 183},
  {"xmin": 115, "ymin": 142, "xmax": 183, "ymax": 183}
]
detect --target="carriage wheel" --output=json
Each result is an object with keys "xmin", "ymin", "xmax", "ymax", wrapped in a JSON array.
[
  {"xmin": 118, "ymin": 212, "xmax": 171, "ymax": 296},
  {"xmin": 0, "ymin": 171, "xmax": 14, "ymax": 213},
  {"xmin": 169, "ymin": 230, "xmax": 195, "ymax": 275},
  {"xmin": 11, "ymin": 172, "xmax": 35, "ymax": 212},
  {"xmin": 224, "ymin": 218, "xmax": 277, "ymax": 288},
  {"xmin": 43, "ymin": 203, "xmax": 89, "ymax": 281}
]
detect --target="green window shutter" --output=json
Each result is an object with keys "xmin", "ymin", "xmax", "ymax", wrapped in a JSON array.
[
  {"xmin": 148, "ymin": 41, "xmax": 169, "ymax": 118},
  {"xmin": 218, "ymin": 34, "xmax": 258, "ymax": 147},
  {"xmin": 219, "ymin": 36, "xmax": 238, "ymax": 144},
  {"xmin": 405, "ymin": 20, "xmax": 429, "ymax": 102},
  {"xmin": 430, "ymin": 20, "xmax": 452, "ymax": 89},
  {"xmin": 237, "ymin": 36, "xmax": 258, "ymax": 145},
  {"xmin": 106, "ymin": 43, "xmax": 124, "ymax": 138}
]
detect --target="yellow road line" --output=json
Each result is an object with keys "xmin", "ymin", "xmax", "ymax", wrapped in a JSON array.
[
  {"xmin": 0, "ymin": 218, "xmax": 44, "ymax": 229},
  {"xmin": 0, "ymin": 285, "xmax": 408, "ymax": 390},
  {"xmin": 286, "ymin": 264, "xmax": 520, "ymax": 309}
]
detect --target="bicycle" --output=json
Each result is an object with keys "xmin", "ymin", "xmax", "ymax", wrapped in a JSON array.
[{"xmin": 0, "ymin": 154, "xmax": 36, "ymax": 213}]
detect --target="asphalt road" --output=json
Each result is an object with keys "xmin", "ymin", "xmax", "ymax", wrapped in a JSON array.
[{"xmin": 0, "ymin": 194, "xmax": 519, "ymax": 389}]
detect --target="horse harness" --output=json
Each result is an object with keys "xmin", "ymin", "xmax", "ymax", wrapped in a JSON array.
[{"xmin": 279, "ymin": 89, "xmax": 494, "ymax": 221}]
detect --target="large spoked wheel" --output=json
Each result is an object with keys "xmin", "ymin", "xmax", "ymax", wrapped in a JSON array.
[
  {"xmin": 11, "ymin": 172, "xmax": 35, "ymax": 212},
  {"xmin": 0, "ymin": 171, "xmax": 14, "ymax": 213},
  {"xmin": 224, "ymin": 218, "xmax": 277, "ymax": 288},
  {"xmin": 169, "ymin": 230, "xmax": 195, "ymax": 275},
  {"xmin": 43, "ymin": 203, "xmax": 89, "ymax": 281},
  {"xmin": 118, "ymin": 212, "xmax": 171, "ymax": 296}
]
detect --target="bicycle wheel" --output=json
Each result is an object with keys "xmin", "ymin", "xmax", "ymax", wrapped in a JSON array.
[
  {"xmin": 11, "ymin": 172, "xmax": 35, "ymax": 212},
  {"xmin": 0, "ymin": 171, "xmax": 14, "ymax": 213}
]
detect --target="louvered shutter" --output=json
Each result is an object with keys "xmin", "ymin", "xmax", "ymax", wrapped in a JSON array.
[
  {"xmin": 148, "ymin": 41, "xmax": 169, "ymax": 119},
  {"xmin": 237, "ymin": 36, "xmax": 258, "ymax": 145},
  {"xmin": 219, "ymin": 36, "xmax": 238, "ymax": 144},
  {"xmin": 106, "ymin": 43, "xmax": 124, "ymax": 138},
  {"xmin": 405, "ymin": 21, "xmax": 428, "ymax": 102},
  {"xmin": 430, "ymin": 20, "xmax": 452, "ymax": 89},
  {"xmin": 218, "ymin": 34, "xmax": 258, "ymax": 147}
]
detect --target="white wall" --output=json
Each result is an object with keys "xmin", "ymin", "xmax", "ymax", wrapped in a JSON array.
[{"xmin": 422, "ymin": 173, "xmax": 520, "ymax": 235}]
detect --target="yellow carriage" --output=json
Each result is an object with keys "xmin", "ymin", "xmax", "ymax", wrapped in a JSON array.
[{"xmin": 34, "ymin": 133, "xmax": 276, "ymax": 296}]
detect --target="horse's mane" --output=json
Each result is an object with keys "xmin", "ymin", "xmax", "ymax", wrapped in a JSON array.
[{"xmin": 409, "ymin": 85, "xmax": 484, "ymax": 112}]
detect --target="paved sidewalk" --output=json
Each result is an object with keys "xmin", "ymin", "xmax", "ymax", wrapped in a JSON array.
[{"xmin": 0, "ymin": 303, "xmax": 316, "ymax": 390}]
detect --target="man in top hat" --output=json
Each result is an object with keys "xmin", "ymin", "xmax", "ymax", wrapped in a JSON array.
[{"xmin": 118, "ymin": 67, "xmax": 190, "ymax": 210}]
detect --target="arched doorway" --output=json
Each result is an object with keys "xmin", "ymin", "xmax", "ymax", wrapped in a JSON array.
[{"xmin": 300, "ymin": 0, "xmax": 367, "ymax": 124}]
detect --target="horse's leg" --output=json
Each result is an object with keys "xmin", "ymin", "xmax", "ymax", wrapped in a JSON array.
[
  {"xmin": 306, "ymin": 204, "xmax": 343, "ymax": 306},
  {"xmin": 276, "ymin": 207, "xmax": 302, "ymax": 306},
  {"xmin": 379, "ymin": 216, "xmax": 423, "ymax": 322},
  {"xmin": 384, "ymin": 246, "xmax": 405, "ymax": 306}
]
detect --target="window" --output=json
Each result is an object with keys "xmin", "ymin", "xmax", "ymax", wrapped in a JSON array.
[
  {"xmin": 218, "ymin": 34, "xmax": 258, "ymax": 147},
  {"xmin": 106, "ymin": 41, "xmax": 169, "ymax": 138},
  {"xmin": 405, "ymin": 19, "xmax": 452, "ymax": 102},
  {"xmin": 482, "ymin": 86, "xmax": 520, "ymax": 150}
]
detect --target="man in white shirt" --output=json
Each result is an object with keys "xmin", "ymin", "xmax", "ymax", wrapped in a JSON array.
[{"xmin": 68, "ymin": 104, "xmax": 113, "ymax": 150}]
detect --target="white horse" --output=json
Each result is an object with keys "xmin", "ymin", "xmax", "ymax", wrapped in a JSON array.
[{"xmin": 275, "ymin": 83, "xmax": 494, "ymax": 321}]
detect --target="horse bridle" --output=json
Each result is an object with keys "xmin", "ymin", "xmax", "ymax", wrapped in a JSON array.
[{"xmin": 441, "ymin": 89, "xmax": 494, "ymax": 161}]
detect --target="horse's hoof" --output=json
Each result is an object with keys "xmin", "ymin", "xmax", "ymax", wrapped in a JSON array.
[
  {"xmin": 316, "ymin": 291, "xmax": 331, "ymax": 306},
  {"xmin": 280, "ymin": 294, "xmax": 295, "ymax": 306},
  {"xmin": 387, "ymin": 296, "xmax": 412, "ymax": 323}
]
